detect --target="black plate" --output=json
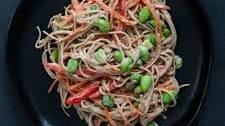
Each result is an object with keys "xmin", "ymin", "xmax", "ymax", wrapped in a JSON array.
[{"xmin": 6, "ymin": 0, "xmax": 212, "ymax": 125}]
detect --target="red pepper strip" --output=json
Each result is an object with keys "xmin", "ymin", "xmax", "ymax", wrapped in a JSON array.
[
  {"xmin": 119, "ymin": 0, "xmax": 127, "ymax": 30},
  {"xmin": 43, "ymin": 63, "xmax": 63, "ymax": 73},
  {"xmin": 65, "ymin": 81, "xmax": 100, "ymax": 104},
  {"xmin": 88, "ymin": 80, "xmax": 118, "ymax": 99},
  {"xmin": 121, "ymin": 0, "xmax": 126, "ymax": 17}
]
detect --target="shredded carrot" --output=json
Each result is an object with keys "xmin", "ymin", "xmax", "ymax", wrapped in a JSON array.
[
  {"xmin": 65, "ymin": 25, "xmax": 86, "ymax": 43},
  {"xmin": 118, "ymin": 0, "xmax": 127, "ymax": 30},
  {"xmin": 126, "ymin": 98, "xmax": 145, "ymax": 116},
  {"xmin": 127, "ymin": 0, "xmax": 140, "ymax": 9},
  {"xmin": 104, "ymin": 108, "xmax": 117, "ymax": 126},
  {"xmin": 166, "ymin": 85, "xmax": 177, "ymax": 90},
  {"xmin": 71, "ymin": 0, "xmax": 79, "ymax": 11},
  {"xmin": 69, "ymin": 81, "xmax": 87, "ymax": 91},
  {"xmin": 110, "ymin": 0, "xmax": 119, "ymax": 25},
  {"xmin": 131, "ymin": 35, "xmax": 144, "ymax": 43},
  {"xmin": 78, "ymin": 0, "xmax": 94, "ymax": 11},
  {"xmin": 94, "ymin": 0, "xmax": 136, "ymax": 26}
]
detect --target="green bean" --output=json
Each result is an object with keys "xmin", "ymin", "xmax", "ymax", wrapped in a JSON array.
[
  {"xmin": 139, "ymin": 46, "xmax": 150, "ymax": 62},
  {"xmin": 120, "ymin": 57, "xmax": 132, "ymax": 72},
  {"xmin": 113, "ymin": 50, "xmax": 122, "ymax": 62},
  {"xmin": 95, "ymin": 48, "xmax": 107, "ymax": 64},
  {"xmin": 138, "ymin": 6, "xmax": 150, "ymax": 23},
  {"xmin": 50, "ymin": 49, "xmax": 59, "ymax": 62},
  {"xmin": 140, "ymin": 75, "xmax": 153, "ymax": 92},
  {"xmin": 94, "ymin": 18, "xmax": 110, "ymax": 32},
  {"xmin": 175, "ymin": 55, "xmax": 182, "ymax": 69},
  {"xmin": 67, "ymin": 59, "xmax": 78, "ymax": 74}
]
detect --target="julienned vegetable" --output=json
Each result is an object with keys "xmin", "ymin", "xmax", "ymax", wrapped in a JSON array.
[
  {"xmin": 120, "ymin": 57, "xmax": 132, "ymax": 72},
  {"xmin": 67, "ymin": 59, "xmax": 78, "ymax": 74},
  {"xmin": 102, "ymin": 95, "xmax": 114, "ymax": 108},
  {"xmin": 94, "ymin": 18, "xmax": 110, "ymax": 32},
  {"xmin": 140, "ymin": 75, "xmax": 153, "ymax": 92},
  {"xmin": 162, "ymin": 90, "xmax": 178, "ymax": 105},
  {"xmin": 138, "ymin": 6, "xmax": 150, "ymax": 23},
  {"xmin": 65, "ymin": 82, "xmax": 100, "ymax": 104}
]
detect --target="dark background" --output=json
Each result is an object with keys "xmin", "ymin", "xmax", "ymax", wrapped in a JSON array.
[{"xmin": 0, "ymin": 0, "xmax": 225, "ymax": 125}]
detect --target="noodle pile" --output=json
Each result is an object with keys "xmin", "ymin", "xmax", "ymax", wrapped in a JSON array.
[{"xmin": 35, "ymin": 0, "xmax": 187, "ymax": 125}]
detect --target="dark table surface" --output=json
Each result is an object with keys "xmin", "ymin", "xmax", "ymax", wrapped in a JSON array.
[{"xmin": 0, "ymin": 0, "xmax": 225, "ymax": 126}]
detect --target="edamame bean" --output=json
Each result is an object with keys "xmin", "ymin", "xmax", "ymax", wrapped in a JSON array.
[
  {"xmin": 102, "ymin": 95, "xmax": 114, "ymax": 108},
  {"xmin": 130, "ymin": 73, "xmax": 143, "ymax": 83},
  {"xmin": 138, "ymin": 6, "xmax": 150, "ymax": 23},
  {"xmin": 175, "ymin": 55, "xmax": 182, "ymax": 69},
  {"xmin": 140, "ymin": 75, "xmax": 153, "ymax": 92},
  {"xmin": 94, "ymin": 18, "xmax": 110, "ymax": 32},
  {"xmin": 113, "ymin": 50, "xmax": 122, "ymax": 62},
  {"xmin": 146, "ymin": 121, "xmax": 157, "ymax": 126},
  {"xmin": 139, "ymin": 46, "xmax": 150, "ymax": 62},
  {"xmin": 162, "ymin": 90, "xmax": 178, "ymax": 105},
  {"xmin": 163, "ymin": 28, "xmax": 171, "ymax": 38},
  {"xmin": 134, "ymin": 86, "xmax": 142, "ymax": 94},
  {"xmin": 147, "ymin": 20, "xmax": 155, "ymax": 28},
  {"xmin": 50, "ymin": 49, "xmax": 59, "ymax": 62},
  {"xmin": 67, "ymin": 59, "xmax": 78, "ymax": 74},
  {"xmin": 142, "ymin": 39, "xmax": 153, "ymax": 49},
  {"xmin": 95, "ymin": 48, "xmax": 107, "ymax": 64},
  {"xmin": 120, "ymin": 57, "xmax": 132, "ymax": 72}
]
